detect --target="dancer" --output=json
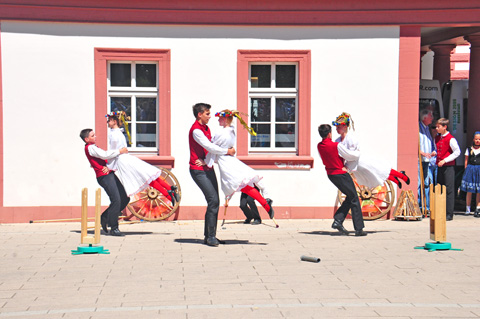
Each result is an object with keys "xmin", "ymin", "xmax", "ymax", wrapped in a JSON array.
[
  {"xmin": 196, "ymin": 110, "xmax": 274, "ymax": 222},
  {"xmin": 80, "ymin": 128, "xmax": 130, "ymax": 236},
  {"xmin": 317, "ymin": 124, "xmax": 366, "ymax": 236},
  {"xmin": 435, "ymin": 118, "xmax": 461, "ymax": 221},
  {"xmin": 332, "ymin": 112, "xmax": 410, "ymax": 189},
  {"xmin": 106, "ymin": 112, "xmax": 179, "ymax": 206},
  {"xmin": 240, "ymin": 192, "xmax": 262, "ymax": 225},
  {"xmin": 461, "ymin": 132, "xmax": 480, "ymax": 217},
  {"xmin": 189, "ymin": 103, "xmax": 236, "ymax": 247}
]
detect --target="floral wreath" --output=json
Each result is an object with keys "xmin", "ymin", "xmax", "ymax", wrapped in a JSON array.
[
  {"xmin": 332, "ymin": 112, "xmax": 355, "ymax": 131},
  {"xmin": 215, "ymin": 110, "xmax": 257, "ymax": 136},
  {"xmin": 106, "ymin": 111, "xmax": 132, "ymax": 144}
]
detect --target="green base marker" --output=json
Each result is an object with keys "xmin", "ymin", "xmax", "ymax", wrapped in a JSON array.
[
  {"xmin": 71, "ymin": 244, "xmax": 110, "ymax": 255},
  {"xmin": 414, "ymin": 241, "xmax": 463, "ymax": 252}
]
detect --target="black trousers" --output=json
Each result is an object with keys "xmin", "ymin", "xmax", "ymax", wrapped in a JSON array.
[
  {"xmin": 437, "ymin": 165, "xmax": 455, "ymax": 218},
  {"xmin": 190, "ymin": 169, "xmax": 220, "ymax": 238},
  {"xmin": 97, "ymin": 172, "xmax": 130, "ymax": 229},
  {"xmin": 240, "ymin": 193, "xmax": 261, "ymax": 221},
  {"xmin": 328, "ymin": 173, "xmax": 364, "ymax": 231}
]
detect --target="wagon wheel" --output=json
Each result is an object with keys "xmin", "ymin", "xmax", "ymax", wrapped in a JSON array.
[
  {"xmin": 126, "ymin": 167, "xmax": 181, "ymax": 221},
  {"xmin": 337, "ymin": 178, "xmax": 395, "ymax": 220}
]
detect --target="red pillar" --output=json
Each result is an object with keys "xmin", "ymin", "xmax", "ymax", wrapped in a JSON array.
[
  {"xmin": 465, "ymin": 35, "xmax": 480, "ymax": 141},
  {"xmin": 430, "ymin": 44, "xmax": 455, "ymax": 87},
  {"xmin": 398, "ymin": 26, "xmax": 421, "ymax": 194}
]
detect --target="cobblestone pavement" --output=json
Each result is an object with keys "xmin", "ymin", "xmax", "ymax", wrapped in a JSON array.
[{"xmin": 0, "ymin": 214, "xmax": 479, "ymax": 318}]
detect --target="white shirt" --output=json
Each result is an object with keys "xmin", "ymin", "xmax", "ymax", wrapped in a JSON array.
[
  {"xmin": 441, "ymin": 132, "xmax": 461, "ymax": 164},
  {"xmin": 87, "ymin": 145, "xmax": 120, "ymax": 160},
  {"xmin": 192, "ymin": 128, "xmax": 228, "ymax": 156}
]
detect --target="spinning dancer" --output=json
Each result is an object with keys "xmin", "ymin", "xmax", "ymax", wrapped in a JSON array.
[
  {"xmin": 106, "ymin": 112, "xmax": 179, "ymax": 207},
  {"xmin": 189, "ymin": 103, "xmax": 236, "ymax": 247},
  {"xmin": 80, "ymin": 128, "xmax": 130, "ymax": 236},
  {"xmin": 196, "ymin": 110, "xmax": 274, "ymax": 221},
  {"xmin": 332, "ymin": 112, "xmax": 410, "ymax": 189}
]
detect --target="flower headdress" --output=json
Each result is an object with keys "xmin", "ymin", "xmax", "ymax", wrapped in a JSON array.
[
  {"xmin": 106, "ymin": 111, "xmax": 132, "ymax": 144},
  {"xmin": 332, "ymin": 112, "xmax": 354, "ymax": 131},
  {"xmin": 216, "ymin": 110, "xmax": 257, "ymax": 136}
]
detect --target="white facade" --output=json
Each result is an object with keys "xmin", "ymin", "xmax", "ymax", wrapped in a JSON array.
[{"xmin": 1, "ymin": 21, "xmax": 400, "ymax": 209}]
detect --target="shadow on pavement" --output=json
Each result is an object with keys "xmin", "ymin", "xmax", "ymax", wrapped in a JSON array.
[
  {"xmin": 299, "ymin": 230, "xmax": 389, "ymax": 236},
  {"xmin": 174, "ymin": 238, "xmax": 268, "ymax": 245},
  {"xmin": 71, "ymin": 230, "xmax": 157, "ymax": 236}
]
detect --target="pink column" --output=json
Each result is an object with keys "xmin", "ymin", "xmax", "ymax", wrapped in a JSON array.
[
  {"xmin": 465, "ymin": 35, "xmax": 480, "ymax": 141},
  {"xmin": 430, "ymin": 44, "xmax": 455, "ymax": 87},
  {"xmin": 398, "ymin": 26, "xmax": 421, "ymax": 195}
]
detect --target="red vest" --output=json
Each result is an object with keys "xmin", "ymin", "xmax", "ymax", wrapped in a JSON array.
[
  {"xmin": 435, "ymin": 132, "xmax": 455, "ymax": 166},
  {"xmin": 84, "ymin": 144, "xmax": 109, "ymax": 178},
  {"xmin": 317, "ymin": 138, "xmax": 346, "ymax": 175},
  {"xmin": 189, "ymin": 121, "xmax": 213, "ymax": 171}
]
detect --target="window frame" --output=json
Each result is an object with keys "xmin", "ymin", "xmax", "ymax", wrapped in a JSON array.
[
  {"xmin": 94, "ymin": 48, "xmax": 174, "ymax": 168},
  {"xmin": 237, "ymin": 50, "xmax": 313, "ymax": 170}
]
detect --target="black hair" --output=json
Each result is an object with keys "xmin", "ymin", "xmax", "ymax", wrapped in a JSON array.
[
  {"xmin": 80, "ymin": 128, "xmax": 93, "ymax": 142},
  {"xmin": 318, "ymin": 124, "xmax": 331, "ymax": 138},
  {"xmin": 192, "ymin": 103, "xmax": 211, "ymax": 119}
]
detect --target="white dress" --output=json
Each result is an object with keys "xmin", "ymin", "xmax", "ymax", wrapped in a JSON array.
[
  {"xmin": 107, "ymin": 128, "xmax": 162, "ymax": 197},
  {"xmin": 206, "ymin": 126, "xmax": 264, "ymax": 200},
  {"xmin": 336, "ymin": 132, "xmax": 390, "ymax": 188}
]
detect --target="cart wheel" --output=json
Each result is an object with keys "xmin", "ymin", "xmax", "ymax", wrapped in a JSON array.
[
  {"xmin": 337, "ymin": 179, "xmax": 395, "ymax": 220},
  {"xmin": 127, "ymin": 167, "xmax": 181, "ymax": 221}
]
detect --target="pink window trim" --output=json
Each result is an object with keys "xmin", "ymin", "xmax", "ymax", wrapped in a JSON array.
[
  {"xmin": 237, "ymin": 50, "xmax": 313, "ymax": 169},
  {"xmin": 94, "ymin": 48, "xmax": 174, "ymax": 168}
]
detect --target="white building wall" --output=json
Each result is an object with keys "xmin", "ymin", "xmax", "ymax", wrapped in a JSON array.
[{"xmin": 1, "ymin": 22, "xmax": 399, "ymax": 208}]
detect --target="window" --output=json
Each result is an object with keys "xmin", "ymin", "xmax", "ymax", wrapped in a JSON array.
[
  {"xmin": 237, "ymin": 50, "xmax": 313, "ymax": 170},
  {"xmin": 249, "ymin": 63, "xmax": 298, "ymax": 152},
  {"xmin": 108, "ymin": 62, "xmax": 158, "ymax": 150},
  {"xmin": 94, "ymin": 48, "xmax": 173, "ymax": 167}
]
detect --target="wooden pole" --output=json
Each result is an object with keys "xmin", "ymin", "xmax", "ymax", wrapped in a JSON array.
[
  {"xmin": 80, "ymin": 188, "xmax": 88, "ymax": 244},
  {"xmin": 94, "ymin": 188, "xmax": 101, "ymax": 244}
]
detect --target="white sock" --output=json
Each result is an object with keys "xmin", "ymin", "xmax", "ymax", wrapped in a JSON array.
[{"xmin": 467, "ymin": 206, "xmax": 471, "ymax": 213}]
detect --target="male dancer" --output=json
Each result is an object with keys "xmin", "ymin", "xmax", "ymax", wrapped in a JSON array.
[
  {"xmin": 317, "ymin": 124, "xmax": 366, "ymax": 236},
  {"xmin": 80, "ymin": 129, "xmax": 130, "ymax": 236},
  {"xmin": 189, "ymin": 103, "xmax": 236, "ymax": 246}
]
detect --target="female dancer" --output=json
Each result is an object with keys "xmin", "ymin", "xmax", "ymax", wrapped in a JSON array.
[
  {"xmin": 460, "ymin": 132, "xmax": 480, "ymax": 217},
  {"xmin": 333, "ymin": 112, "xmax": 410, "ymax": 189},
  {"xmin": 196, "ymin": 110, "xmax": 274, "ymax": 219},
  {"xmin": 106, "ymin": 112, "xmax": 179, "ymax": 205}
]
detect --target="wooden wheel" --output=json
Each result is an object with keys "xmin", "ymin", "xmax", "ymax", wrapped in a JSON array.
[
  {"xmin": 126, "ymin": 167, "xmax": 181, "ymax": 221},
  {"xmin": 337, "ymin": 178, "xmax": 395, "ymax": 220}
]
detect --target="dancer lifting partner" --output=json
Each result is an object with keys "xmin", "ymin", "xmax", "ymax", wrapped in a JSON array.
[
  {"xmin": 80, "ymin": 129, "xmax": 130, "ymax": 236},
  {"xmin": 189, "ymin": 103, "xmax": 236, "ymax": 247},
  {"xmin": 195, "ymin": 110, "xmax": 274, "ymax": 223},
  {"xmin": 332, "ymin": 112, "xmax": 410, "ymax": 189},
  {"xmin": 317, "ymin": 124, "xmax": 366, "ymax": 236}
]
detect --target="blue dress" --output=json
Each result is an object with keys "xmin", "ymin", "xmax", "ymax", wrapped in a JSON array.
[{"xmin": 460, "ymin": 147, "xmax": 480, "ymax": 193}]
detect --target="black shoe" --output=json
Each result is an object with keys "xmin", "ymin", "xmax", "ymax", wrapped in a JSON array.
[
  {"xmin": 205, "ymin": 237, "xmax": 220, "ymax": 246},
  {"xmin": 400, "ymin": 171, "xmax": 410, "ymax": 185},
  {"xmin": 203, "ymin": 237, "xmax": 226, "ymax": 244},
  {"xmin": 243, "ymin": 218, "xmax": 252, "ymax": 224},
  {"xmin": 167, "ymin": 190, "xmax": 176, "ymax": 206},
  {"xmin": 266, "ymin": 198, "xmax": 274, "ymax": 219},
  {"xmin": 109, "ymin": 228, "xmax": 125, "ymax": 236},
  {"xmin": 331, "ymin": 220, "xmax": 349, "ymax": 235},
  {"xmin": 446, "ymin": 215, "xmax": 453, "ymax": 221},
  {"xmin": 355, "ymin": 229, "xmax": 367, "ymax": 236},
  {"xmin": 101, "ymin": 214, "xmax": 108, "ymax": 233},
  {"xmin": 474, "ymin": 210, "xmax": 480, "ymax": 218},
  {"xmin": 251, "ymin": 219, "xmax": 262, "ymax": 225},
  {"xmin": 170, "ymin": 186, "xmax": 180, "ymax": 202},
  {"xmin": 394, "ymin": 177, "xmax": 402, "ymax": 189}
]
